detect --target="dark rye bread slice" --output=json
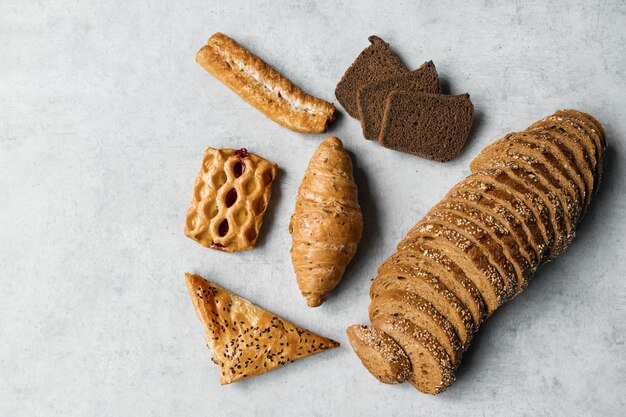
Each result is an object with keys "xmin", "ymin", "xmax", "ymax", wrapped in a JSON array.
[
  {"xmin": 392, "ymin": 244, "xmax": 487, "ymax": 327},
  {"xmin": 434, "ymin": 198, "xmax": 533, "ymax": 298},
  {"xmin": 471, "ymin": 169, "xmax": 556, "ymax": 264},
  {"xmin": 454, "ymin": 173, "xmax": 549, "ymax": 263},
  {"xmin": 472, "ymin": 132, "xmax": 584, "ymax": 230},
  {"xmin": 477, "ymin": 160, "xmax": 572, "ymax": 259},
  {"xmin": 423, "ymin": 207, "xmax": 519, "ymax": 300},
  {"xmin": 447, "ymin": 185, "xmax": 540, "ymax": 275},
  {"xmin": 372, "ymin": 315, "xmax": 455, "ymax": 394},
  {"xmin": 346, "ymin": 324, "xmax": 412, "ymax": 384},
  {"xmin": 369, "ymin": 262, "xmax": 475, "ymax": 346},
  {"xmin": 335, "ymin": 36, "xmax": 407, "ymax": 118},
  {"xmin": 399, "ymin": 222, "xmax": 506, "ymax": 313},
  {"xmin": 369, "ymin": 290, "xmax": 463, "ymax": 365},
  {"xmin": 357, "ymin": 61, "xmax": 441, "ymax": 140},
  {"xmin": 378, "ymin": 92, "xmax": 474, "ymax": 162}
]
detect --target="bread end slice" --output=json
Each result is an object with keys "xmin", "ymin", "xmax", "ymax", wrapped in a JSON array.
[{"xmin": 346, "ymin": 324, "xmax": 411, "ymax": 384}]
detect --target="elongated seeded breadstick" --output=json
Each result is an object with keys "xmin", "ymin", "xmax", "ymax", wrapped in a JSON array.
[{"xmin": 196, "ymin": 32, "xmax": 336, "ymax": 133}]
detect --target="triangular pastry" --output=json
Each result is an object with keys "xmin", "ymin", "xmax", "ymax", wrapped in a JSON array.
[{"xmin": 185, "ymin": 273, "xmax": 339, "ymax": 384}]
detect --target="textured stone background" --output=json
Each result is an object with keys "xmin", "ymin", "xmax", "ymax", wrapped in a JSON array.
[{"xmin": 1, "ymin": 1, "xmax": 625, "ymax": 416}]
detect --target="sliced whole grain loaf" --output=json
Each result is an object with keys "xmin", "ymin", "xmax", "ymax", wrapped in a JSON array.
[
  {"xmin": 378, "ymin": 92, "xmax": 474, "ymax": 162},
  {"xmin": 372, "ymin": 315, "xmax": 455, "ymax": 394},
  {"xmin": 423, "ymin": 207, "xmax": 519, "ymax": 300},
  {"xmin": 370, "ymin": 262, "xmax": 475, "ymax": 346},
  {"xmin": 392, "ymin": 244, "xmax": 487, "ymax": 327},
  {"xmin": 369, "ymin": 290, "xmax": 463, "ymax": 365},
  {"xmin": 399, "ymin": 222, "xmax": 505, "ymax": 313},
  {"xmin": 335, "ymin": 36, "xmax": 407, "ymax": 118},
  {"xmin": 349, "ymin": 110, "xmax": 606, "ymax": 393},
  {"xmin": 357, "ymin": 61, "xmax": 441, "ymax": 140},
  {"xmin": 434, "ymin": 198, "xmax": 533, "ymax": 298},
  {"xmin": 346, "ymin": 324, "xmax": 412, "ymax": 384}
]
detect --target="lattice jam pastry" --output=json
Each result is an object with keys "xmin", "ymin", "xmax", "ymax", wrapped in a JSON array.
[{"xmin": 185, "ymin": 147, "xmax": 277, "ymax": 252}]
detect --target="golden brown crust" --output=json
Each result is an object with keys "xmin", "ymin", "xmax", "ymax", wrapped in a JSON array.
[
  {"xmin": 289, "ymin": 136, "xmax": 363, "ymax": 307},
  {"xmin": 184, "ymin": 147, "xmax": 277, "ymax": 252},
  {"xmin": 196, "ymin": 32, "xmax": 336, "ymax": 133},
  {"xmin": 185, "ymin": 273, "xmax": 339, "ymax": 384}
]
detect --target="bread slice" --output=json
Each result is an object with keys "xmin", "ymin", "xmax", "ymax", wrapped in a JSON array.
[
  {"xmin": 472, "ymin": 132, "xmax": 583, "ymax": 231},
  {"xmin": 447, "ymin": 185, "xmax": 539, "ymax": 277},
  {"xmin": 185, "ymin": 273, "xmax": 339, "ymax": 384},
  {"xmin": 346, "ymin": 324, "xmax": 411, "ymax": 384},
  {"xmin": 522, "ymin": 127, "xmax": 592, "ymax": 213},
  {"xmin": 554, "ymin": 109, "xmax": 606, "ymax": 152},
  {"xmin": 434, "ymin": 198, "xmax": 533, "ymax": 298},
  {"xmin": 369, "ymin": 290, "xmax": 463, "ymax": 365},
  {"xmin": 527, "ymin": 118, "xmax": 600, "ymax": 196},
  {"xmin": 399, "ymin": 221, "xmax": 506, "ymax": 313},
  {"xmin": 469, "ymin": 169, "xmax": 555, "ymax": 264},
  {"xmin": 372, "ymin": 315, "xmax": 455, "ymax": 394},
  {"xmin": 455, "ymin": 173, "xmax": 549, "ymax": 263},
  {"xmin": 378, "ymin": 92, "xmax": 474, "ymax": 162},
  {"xmin": 471, "ymin": 138, "xmax": 579, "ymax": 257},
  {"xmin": 392, "ymin": 244, "xmax": 487, "ymax": 327},
  {"xmin": 479, "ymin": 160, "xmax": 571, "ymax": 259},
  {"xmin": 335, "ymin": 36, "xmax": 407, "ymax": 118},
  {"xmin": 370, "ymin": 262, "xmax": 475, "ymax": 346},
  {"xmin": 554, "ymin": 110, "xmax": 605, "ymax": 143},
  {"xmin": 546, "ymin": 113, "xmax": 605, "ymax": 197},
  {"xmin": 539, "ymin": 115, "xmax": 604, "ymax": 195},
  {"xmin": 423, "ymin": 207, "xmax": 518, "ymax": 300},
  {"xmin": 357, "ymin": 61, "xmax": 441, "ymax": 140}
]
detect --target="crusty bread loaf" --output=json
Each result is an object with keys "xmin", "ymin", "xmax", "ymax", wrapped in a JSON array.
[
  {"xmin": 346, "ymin": 324, "xmax": 411, "ymax": 384},
  {"xmin": 348, "ymin": 110, "xmax": 606, "ymax": 394},
  {"xmin": 196, "ymin": 32, "xmax": 335, "ymax": 133}
]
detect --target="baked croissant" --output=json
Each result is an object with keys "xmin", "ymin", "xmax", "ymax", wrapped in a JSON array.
[{"xmin": 289, "ymin": 136, "xmax": 364, "ymax": 307}]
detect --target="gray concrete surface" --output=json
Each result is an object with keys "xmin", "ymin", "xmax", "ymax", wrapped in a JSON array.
[{"xmin": 1, "ymin": 1, "xmax": 625, "ymax": 416}]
